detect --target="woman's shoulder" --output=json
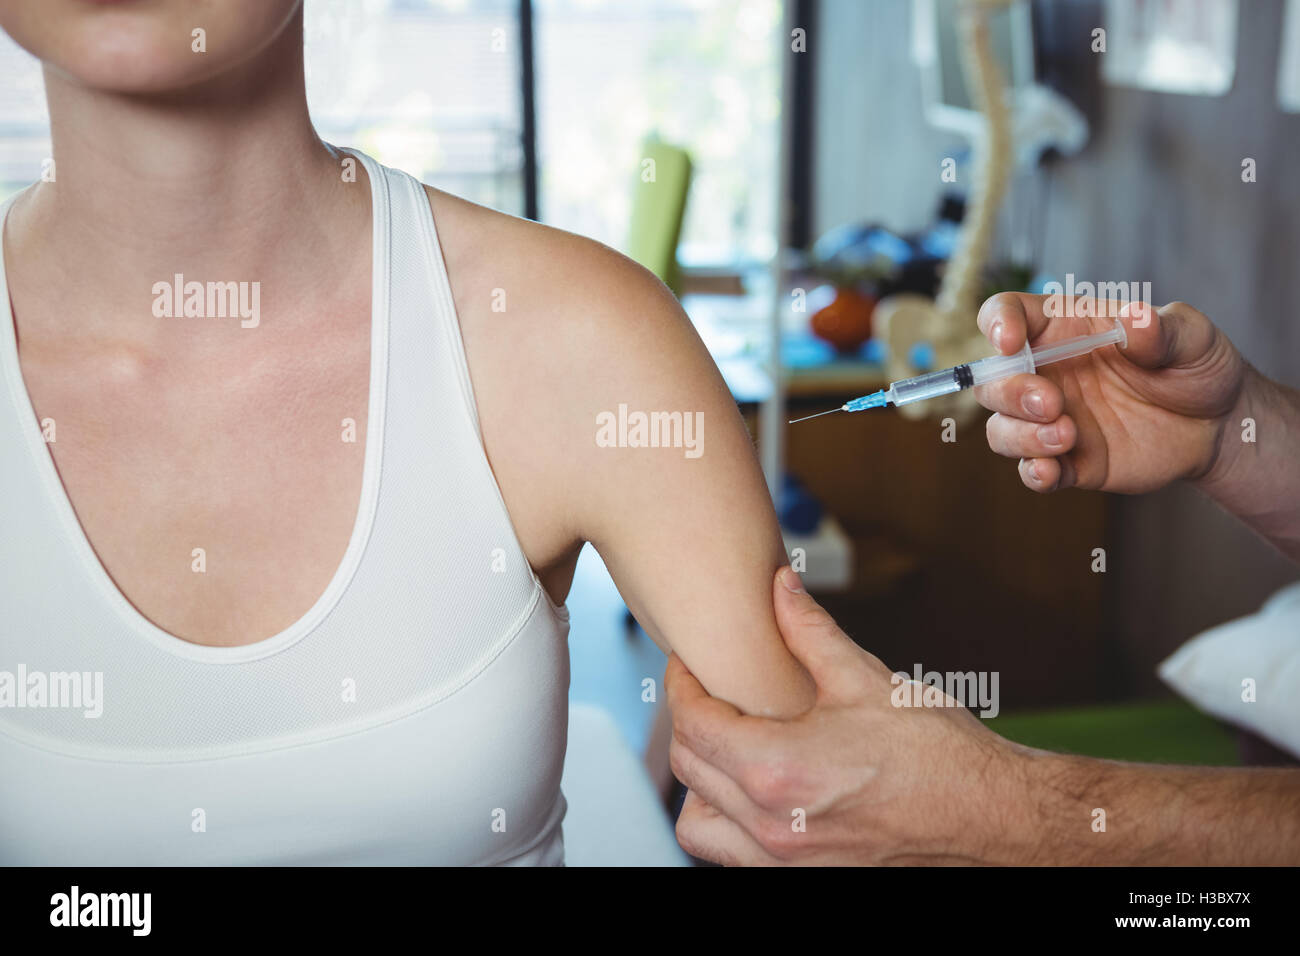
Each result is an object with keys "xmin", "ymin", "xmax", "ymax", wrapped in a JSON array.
[
  {"xmin": 420, "ymin": 183, "xmax": 682, "ymax": 339},
  {"xmin": 413, "ymin": 183, "xmax": 737, "ymax": 564}
]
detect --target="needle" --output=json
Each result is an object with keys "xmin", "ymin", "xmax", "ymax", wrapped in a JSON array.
[{"xmin": 787, "ymin": 407, "xmax": 845, "ymax": 424}]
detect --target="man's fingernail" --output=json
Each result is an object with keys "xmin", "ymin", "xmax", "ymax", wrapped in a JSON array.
[
  {"xmin": 1028, "ymin": 460, "xmax": 1041, "ymax": 482},
  {"xmin": 780, "ymin": 567, "xmax": 805, "ymax": 593},
  {"xmin": 1038, "ymin": 423, "xmax": 1062, "ymax": 447},
  {"xmin": 1023, "ymin": 389, "xmax": 1045, "ymax": 418},
  {"xmin": 990, "ymin": 319, "xmax": 1004, "ymax": 352}
]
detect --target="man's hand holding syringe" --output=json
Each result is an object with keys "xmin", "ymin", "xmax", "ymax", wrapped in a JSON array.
[{"xmin": 972, "ymin": 293, "xmax": 1300, "ymax": 563}]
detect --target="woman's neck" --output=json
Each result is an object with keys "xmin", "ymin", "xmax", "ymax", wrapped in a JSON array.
[{"xmin": 6, "ymin": 8, "xmax": 366, "ymax": 342}]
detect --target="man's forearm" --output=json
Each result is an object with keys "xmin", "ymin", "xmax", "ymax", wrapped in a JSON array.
[
  {"xmin": 1013, "ymin": 751, "xmax": 1300, "ymax": 865},
  {"xmin": 1197, "ymin": 367, "xmax": 1300, "ymax": 564}
]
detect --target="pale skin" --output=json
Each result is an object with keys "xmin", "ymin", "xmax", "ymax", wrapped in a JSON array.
[
  {"xmin": 670, "ymin": 293, "xmax": 1300, "ymax": 864},
  {"xmin": 0, "ymin": 1, "xmax": 814, "ymax": 719}
]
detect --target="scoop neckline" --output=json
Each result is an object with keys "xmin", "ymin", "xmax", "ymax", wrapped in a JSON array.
[{"xmin": 0, "ymin": 146, "xmax": 390, "ymax": 664}]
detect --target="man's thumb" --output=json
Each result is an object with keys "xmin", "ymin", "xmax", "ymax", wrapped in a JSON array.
[
  {"xmin": 1119, "ymin": 300, "xmax": 1217, "ymax": 371},
  {"xmin": 772, "ymin": 568, "xmax": 858, "ymax": 691}
]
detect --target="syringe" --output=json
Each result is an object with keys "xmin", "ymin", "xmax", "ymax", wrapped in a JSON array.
[{"xmin": 789, "ymin": 317, "xmax": 1128, "ymax": 423}]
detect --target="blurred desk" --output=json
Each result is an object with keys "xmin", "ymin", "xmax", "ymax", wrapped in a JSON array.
[{"xmin": 681, "ymin": 291, "xmax": 886, "ymax": 405}]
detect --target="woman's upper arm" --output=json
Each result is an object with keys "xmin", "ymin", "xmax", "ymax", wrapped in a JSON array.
[
  {"xmin": 441, "ymin": 199, "xmax": 815, "ymax": 718},
  {"xmin": 556, "ymin": 251, "xmax": 816, "ymax": 718}
]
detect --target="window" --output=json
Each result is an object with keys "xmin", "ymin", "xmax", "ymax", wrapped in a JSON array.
[
  {"xmin": 0, "ymin": 32, "xmax": 48, "ymax": 201},
  {"xmin": 535, "ymin": 0, "xmax": 782, "ymax": 268},
  {"xmin": 305, "ymin": 0, "xmax": 526, "ymax": 213}
]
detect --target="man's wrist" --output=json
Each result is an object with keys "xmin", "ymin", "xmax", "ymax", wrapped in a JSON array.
[
  {"xmin": 971, "ymin": 744, "xmax": 1084, "ymax": 865},
  {"xmin": 1005, "ymin": 748, "xmax": 1081, "ymax": 865},
  {"xmin": 1193, "ymin": 364, "xmax": 1266, "ymax": 502},
  {"xmin": 1191, "ymin": 366, "xmax": 1300, "ymax": 563},
  {"xmin": 994, "ymin": 748, "xmax": 1147, "ymax": 865}
]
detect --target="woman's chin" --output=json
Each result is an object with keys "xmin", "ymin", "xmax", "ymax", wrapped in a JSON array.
[
  {"xmin": 48, "ymin": 53, "xmax": 228, "ymax": 95},
  {"xmin": 1, "ymin": 0, "xmax": 303, "ymax": 95}
]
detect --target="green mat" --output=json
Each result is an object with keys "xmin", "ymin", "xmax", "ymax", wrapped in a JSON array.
[{"xmin": 985, "ymin": 698, "xmax": 1239, "ymax": 766}]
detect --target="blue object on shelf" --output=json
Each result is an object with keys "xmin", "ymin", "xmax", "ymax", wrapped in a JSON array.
[
  {"xmin": 812, "ymin": 223, "xmax": 915, "ymax": 272},
  {"xmin": 782, "ymin": 331, "xmax": 837, "ymax": 369},
  {"xmin": 916, "ymin": 218, "xmax": 962, "ymax": 260},
  {"xmin": 908, "ymin": 341, "xmax": 936, "ymax": 372},
  {"xmin": 862, "ymin": 337, "xmax": 888, "ymax": 364},
  {"xmin": 778, "ymin": 473, "xmax": 823, "ymax": 535}
]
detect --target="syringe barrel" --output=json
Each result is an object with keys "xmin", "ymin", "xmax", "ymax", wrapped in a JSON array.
[
  {"xmin": 1028, "ymin": 318, "xmax": 1127, "ymax": 366},
  {"xmin": 888, "ymin": 342, "xmax": 1036, "ymax": 406},
  {"xmin": 968, "ymin": 341, "xmax": 1037, "ymax": 386},
  {"xmin": 882, "ymin": 320, "xmax": 1128, "ymax": 410},
  {"xmin": 887, "ymin": 367, "xmax": 966, "ymax": 406}
]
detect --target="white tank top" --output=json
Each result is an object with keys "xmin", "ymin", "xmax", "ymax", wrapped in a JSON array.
[{"xmin": 0, "ymin": 149, "xmax": 572, "ymax": 865}]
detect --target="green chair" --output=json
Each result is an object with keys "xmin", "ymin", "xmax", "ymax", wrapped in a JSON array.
[{"xmin": 625, "ymin": 138, "xmax": 693, "ymax": 297}]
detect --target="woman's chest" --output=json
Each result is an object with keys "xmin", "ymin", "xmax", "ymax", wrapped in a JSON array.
[{"xmin": 22, "ymin": 336, "xmax": 371, "ymax": 647}]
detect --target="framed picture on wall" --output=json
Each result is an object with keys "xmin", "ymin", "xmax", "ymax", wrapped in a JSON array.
[
  {"xmin": 913, "ymin": 0, "xmax": 1036, "ymax": 136},
  {"xmin": 1101, "ymin": 0, "xmax": 1239, "ymax": 96},
  {"xmin": 1279, "ymin": 0, "xmax": 1300, "ymax": 111}
]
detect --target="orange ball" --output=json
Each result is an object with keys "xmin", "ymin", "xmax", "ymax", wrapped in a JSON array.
[{"xmin": 811, "ymin": 288, "xmax": 876, "ymax": 353}]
